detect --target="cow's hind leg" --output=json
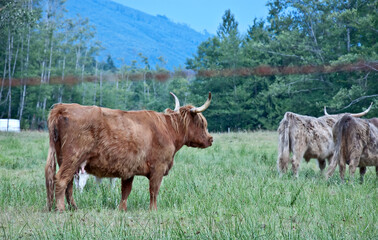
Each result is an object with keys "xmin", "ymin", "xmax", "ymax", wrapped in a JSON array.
[
  {"xmin": 348, "ymin": 162, "xmax": 358, "ymax": 183},
  {"xmin": 291, "ymin": 151, "xmax": 304, "ymax": 178},
  {"xmin": 55, "ymin": 155, "xmax": 87, "ymax": 211},
  {"xmin": 339, "ymin": 158, "xmax": 346, "ymax": 182},
  {"xmin": 326, "ymin": 155, "xmax": 338, "ymax": 180},
  {"xmin": 55, "ymin": 166, "xmax": 76, "ymax": 212},
  {"xmin": 348, "ymin": 148, "xmax": 362, "ymax": 183},
  {"xmin": 277, "ymin": 154, "xmax": 289, "ymax": 176},
  {"xmin": 65, "ymin": 179, "xmax": 77, "ymax": 210},
  {"xmin": 119, "ymin": 177, "xmax": 134, "ymax": 211}
]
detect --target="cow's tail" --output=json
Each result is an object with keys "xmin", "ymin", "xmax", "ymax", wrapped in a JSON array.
[
  {"xmin": 45, "ymin": 110, "xmax": 59, "ymax": 211},
  {"xmin": 277, "ymin": 112, "xmax": 291, "ymax": 175},
  {"xmin": 326, "ymin": 115, "xmax": 350, "ymax": 179}
]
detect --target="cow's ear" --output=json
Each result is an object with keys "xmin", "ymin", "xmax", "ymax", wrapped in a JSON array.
[
  {"xmin": 189, "ymin": 110, "xmax": 197, "ymax": 116},
  {"xmin": 164, "ymin": 108, "xmax": 174, "ymax": 114}
]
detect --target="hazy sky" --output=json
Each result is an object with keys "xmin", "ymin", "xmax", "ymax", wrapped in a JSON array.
[{"xmin": 112, "ymin": 0, "xmax": 270, "ymax": 34}]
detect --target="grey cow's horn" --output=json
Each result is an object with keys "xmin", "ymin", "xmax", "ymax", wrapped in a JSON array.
[
  {"xmin": 350, "ymin": 102, "xmax": 373, "ymax": 117},
  {"xmin": 324, "ymin": 106, "xmax": 329, "ymax": 116},
  {"xmin": 170, "ymin": 92, "xmax": 180, "ymax": 112},
  {"xmin": 324, "ymin": 102, "xmax": 373, "ymax": 117},
  {"xmin": 191, "ymin": 92, "xmax": 212, "ymax": 113}
]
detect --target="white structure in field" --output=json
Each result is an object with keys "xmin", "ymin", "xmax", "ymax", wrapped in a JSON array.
[{"xmin": 0, "ymin": 119, "xmax": 20, "ymax": 132}]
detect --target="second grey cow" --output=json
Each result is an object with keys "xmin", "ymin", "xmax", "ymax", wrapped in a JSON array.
[{"xmin": 326, "ymin": 115, "xmax": 378, "ymax": 182}]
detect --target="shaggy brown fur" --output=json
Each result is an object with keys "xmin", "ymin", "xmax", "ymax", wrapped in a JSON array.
[
  {"xmin": 326, "ymin": 116, "xmax": 378, "ymax": 182},
  {"xmin": 277, "ymin": 108, "xmax": 371, "ymax": 177},
  {"xmin": 45, "ymin": 95, "xmax": 213, "ymax": 212}
]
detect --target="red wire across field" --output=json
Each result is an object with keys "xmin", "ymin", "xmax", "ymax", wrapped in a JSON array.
[{"xmin": 1, "ymin": 61, "xmax": 377, "ymax": 87}]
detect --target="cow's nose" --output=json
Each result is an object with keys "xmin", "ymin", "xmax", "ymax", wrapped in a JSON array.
[{"xmin": 209, "ymin": 136, "xmax": 213, "ymax": 144}]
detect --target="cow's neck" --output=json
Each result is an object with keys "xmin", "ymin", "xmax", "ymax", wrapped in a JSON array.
[{"xmin": 164, "ymin": 113, "xmax": 188, "ymax": 151}]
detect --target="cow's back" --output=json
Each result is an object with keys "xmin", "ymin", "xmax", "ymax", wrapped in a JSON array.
[
  {"xmin": 368, "ymin": 118, "xmax": 378, "ymax": 128},
  {"xmin": 284, "ymin": 112, "xmax": 336, "ymax": 159},
  {"xmin": 49, "ymin": 103, "xmax": 102, "ymax": 148},
  {"xmin": 49, "ymin": 103, "xmax": 102, "ymax": 134}
]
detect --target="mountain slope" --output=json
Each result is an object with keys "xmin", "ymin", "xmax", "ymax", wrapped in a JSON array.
[{"xmin": 65, "ymin": 0, "xmax": 211, "ymax": 69}]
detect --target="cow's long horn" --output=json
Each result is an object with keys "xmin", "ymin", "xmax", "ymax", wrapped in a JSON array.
[
  {"xmin": 350, "ymin": 102, "xmax": 373, "ymax": 117},
  {"xmin": 170, "ymin": 92, "xmax": 180, "ymax": 112},
  {"xmin": 324, "ymin": 106, "xmax": 329, "ymax": 116},
  {"xmin": 191, "ymin": 92, "xmax": 212, "ymax": 113}
]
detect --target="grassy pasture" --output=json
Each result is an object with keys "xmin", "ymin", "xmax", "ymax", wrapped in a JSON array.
[{"xmin": 0, "ymin": 131, "xmax": 377, "ymax": 239}]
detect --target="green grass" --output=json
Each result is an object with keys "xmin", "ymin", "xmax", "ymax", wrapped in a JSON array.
[{"xmin": 0, "ymin": 131, "xmax": 377, "ymax": 239}]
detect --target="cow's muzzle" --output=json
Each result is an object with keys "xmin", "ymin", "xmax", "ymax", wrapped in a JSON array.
[{"xmin": 208, "ymin": 136, "xmax": 213, "ymax": 146}]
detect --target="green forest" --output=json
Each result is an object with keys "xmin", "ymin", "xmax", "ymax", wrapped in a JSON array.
[{"xmin": 0, "ymin": 0, "xmax": 377, "ymax": 131}]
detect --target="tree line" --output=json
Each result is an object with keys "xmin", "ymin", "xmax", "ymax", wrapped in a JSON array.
[
  {"xmin": 0, "ymin": 0, "xmax": 377, "ymax": 131},
  {"xmin": 187, "ymin": 0, "xmax": 377, "ymax": 131}
]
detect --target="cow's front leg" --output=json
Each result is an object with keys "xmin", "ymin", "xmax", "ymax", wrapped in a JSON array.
[
  {"xmin": 318, "ymin": 159, "xmax": 326, "ymax": 173},
  {"xmin": 65, "ymin": 179, "xmax": 77, "ymax": 210},
  {"xmin": 148, "ymin": 172, "xmax": 164, "ymax": 211},
  {"xmin": 359, "ymin": 167, "xmax": 366, "ymax": 184},
  {"xmin": 119, "ymin": 177, "xmax": 134, "ymax": 211}
]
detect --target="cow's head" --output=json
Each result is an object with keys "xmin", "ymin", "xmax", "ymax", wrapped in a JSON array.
[{"xmin": 169, "ymin": 92, "xmax": 213, "ymax": 148}]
